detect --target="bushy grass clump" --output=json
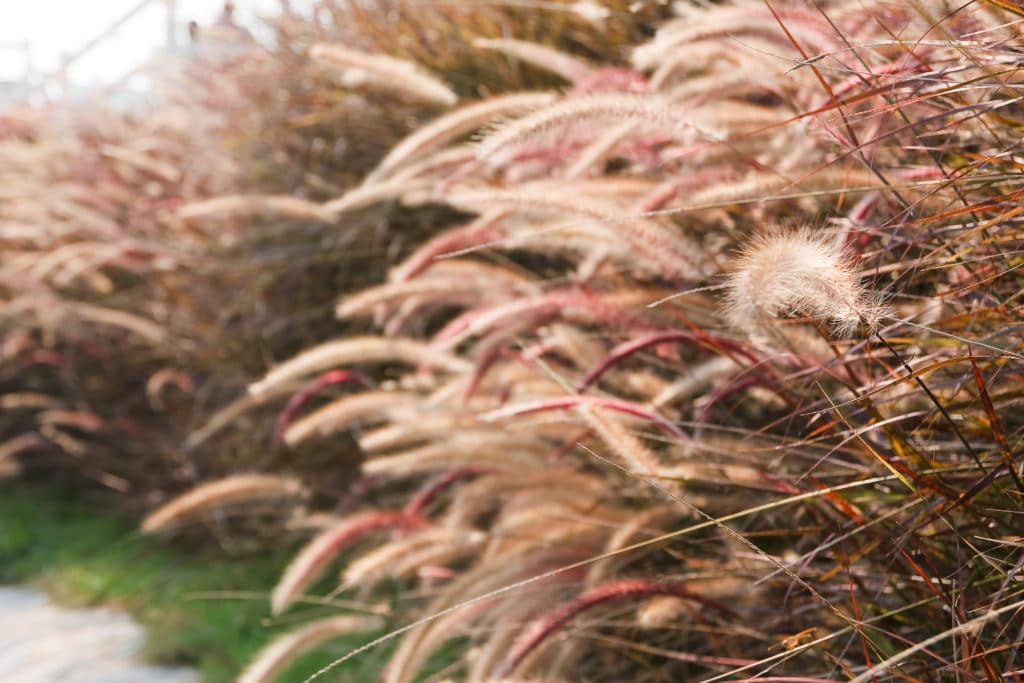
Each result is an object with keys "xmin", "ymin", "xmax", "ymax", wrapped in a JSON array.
[{"xmin": 4, "ymin": 1, "xmax": 1024, "ymax": 682}]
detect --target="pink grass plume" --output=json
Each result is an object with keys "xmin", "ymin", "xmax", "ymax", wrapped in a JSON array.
[
  {"xmin": 492, "ymin": 578, "xmax": 735, "ymax": 679},
  {"xmin": 273, "ymin": 369, "xmax": 371, "ymax": 444},
  {"xmin": 481, "ymin": 394, "xmax": 684, "ymax": 439}
]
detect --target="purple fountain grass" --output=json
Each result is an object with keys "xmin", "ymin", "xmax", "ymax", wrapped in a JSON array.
[
  {"xmin": 272, "ymin": 508, "xmax": 428, "ymax": 615},
  {"xmin": 273, "ymin": 369, "xmax": 371, "ymax": 444},
  {"xmin": 437, "ymin": 186, "xmax": 715, "ymax": 281},
  {"xmin": 431, "ymin": 288, "xmax": 663, "ymax": 352},
  {"xmin": 309, "ymin": 43, "xmax": 458, "ymax": 107},
  {"xmin": 481, "ymin": 394, "xmax": 685, "ymax": 440},
  {"xmin": 178, "ymin": 194, "xmax": 332, "ymax": 223},
  {"xmin": 360, "ymin": 432, "xmax": 551, "ymax": 479},
  {"xmin": 366, "ymin": 91, "xmax": 557, "ymax": 184},
  {"xmin": 141, "ymin": 473, "xmax": 307, "ymax": 533},
  {"xmin": 723, "ymin": 228, "xmax": 887, "ymax": 342},
  {"xmin": 237, "ymin": 615, "xmax": 384, "ymax": 683},
  {"xmin": 248, "ymin": 336, "xmax": 472, "ymax": 397},
  {"xmin": 9, "ymin": 3, "xmax": 1024, "ymax": 682},
  {"xmin": 475, "ymin": 92, "xmax": 722, "ymax": 170},
  {"xmin": 473, "ymin": 37, "xmax": 594, "ymax": 82},
  {"xmin": 402, "ymin": 467, "xmax": 489, "ymax": 517},
  {"xmin": 577, "ymin": 330, "xmax": 758, "ymax": 392},
  {"xmin": 281, "ymin": 390, "xmax": 421, "ymax": 447},
  {"xmin": 388, "ymin": 210, "xmax": 509, "ymax": 283},
  {"xmin": 491, "ymin": 578, "xmax": 735, "ymax": 679}
]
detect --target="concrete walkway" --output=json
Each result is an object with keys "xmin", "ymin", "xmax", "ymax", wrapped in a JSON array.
[{"xmin": 0, "ymin": 586, "xmax": 199, "ymax": 683}]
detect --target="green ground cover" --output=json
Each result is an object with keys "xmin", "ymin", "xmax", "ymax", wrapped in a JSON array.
[{"xmin": 0, "ymin": 480, "xmax": 385, "ymax": 683}]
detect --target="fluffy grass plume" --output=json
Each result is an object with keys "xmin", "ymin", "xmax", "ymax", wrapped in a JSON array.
[
  {"xmin": 724, "ymin": 228, "xmax": 886, "ymax": 341},
  {"xmin": 271, "ymin": 510, "xmax": 426, "ymax": 615},
  {"xmin": 141, "ymin": 474, "xmax": 307, "ymax": 533},
  {"xmin": 309, "ymin": 43, "xmax": 458, "ymax": 107},
  {"xmin": 237, "ymin": 615, "xmax": 384, "ymax": 683}
]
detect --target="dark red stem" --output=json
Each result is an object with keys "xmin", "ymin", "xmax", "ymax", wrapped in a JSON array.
[
  {"xmin": 273, "ymin": 369, "xmax": 370, "ymax": 443},
  {"xmin": 577, "ymin": 330, "xmax": 757, "ymax": 392},
  {"xmin": 403, "ymin": 467, "xmax": 489, "ymax": 517}
]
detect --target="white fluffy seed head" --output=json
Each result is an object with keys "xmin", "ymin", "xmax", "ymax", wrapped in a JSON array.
[{"xmin": 723, "ymin": 229, "xmax": 884, "ymax": 342}]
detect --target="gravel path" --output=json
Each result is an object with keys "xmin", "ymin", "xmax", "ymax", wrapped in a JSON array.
[{"xmin": 0, "ymin": 586, "xmax": 199, "ymax": 683}]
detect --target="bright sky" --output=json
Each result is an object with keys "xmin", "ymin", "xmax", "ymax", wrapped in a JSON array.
[{"xmin": 0, "ymin": 0, "xmax": 297, "ymax": 87}]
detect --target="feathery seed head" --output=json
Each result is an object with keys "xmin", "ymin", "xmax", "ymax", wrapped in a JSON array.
[{"xmin": 723, "ymin": 228, "xmax": 885, "ymax": 342}]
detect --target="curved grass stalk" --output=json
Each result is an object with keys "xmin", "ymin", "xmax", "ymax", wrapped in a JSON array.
[
  {"xmin": 272, "ymin": 509, "xmax": 427, "ymax": 615},
  {"xmin": 249, "ymin": 337, "xmax": 471, "ymax": 398},
  {"xmin": 366, "ymin": 91, "xmax": 556, "ymax": 183},
  {"xmin": 141, "ymin": 474, "xmax": 307, "ymax": 533},
  {"xmin": 310, "ymin": 43, "xmax": 457, "ymax": 106},
  {"xmin": 237, "ymin": 615, "xmax": 384, "ymax": 683},
  {"xmin": 282, "ymin": 390, "xmax": 420, "ymax": 446},
  {"xmin": 179, "ymin": 194, "xmax": 332, "ymax": 223},
  {"xmin": 473, "ymin": 38, "xmax": 592, "ymax": 82}
]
